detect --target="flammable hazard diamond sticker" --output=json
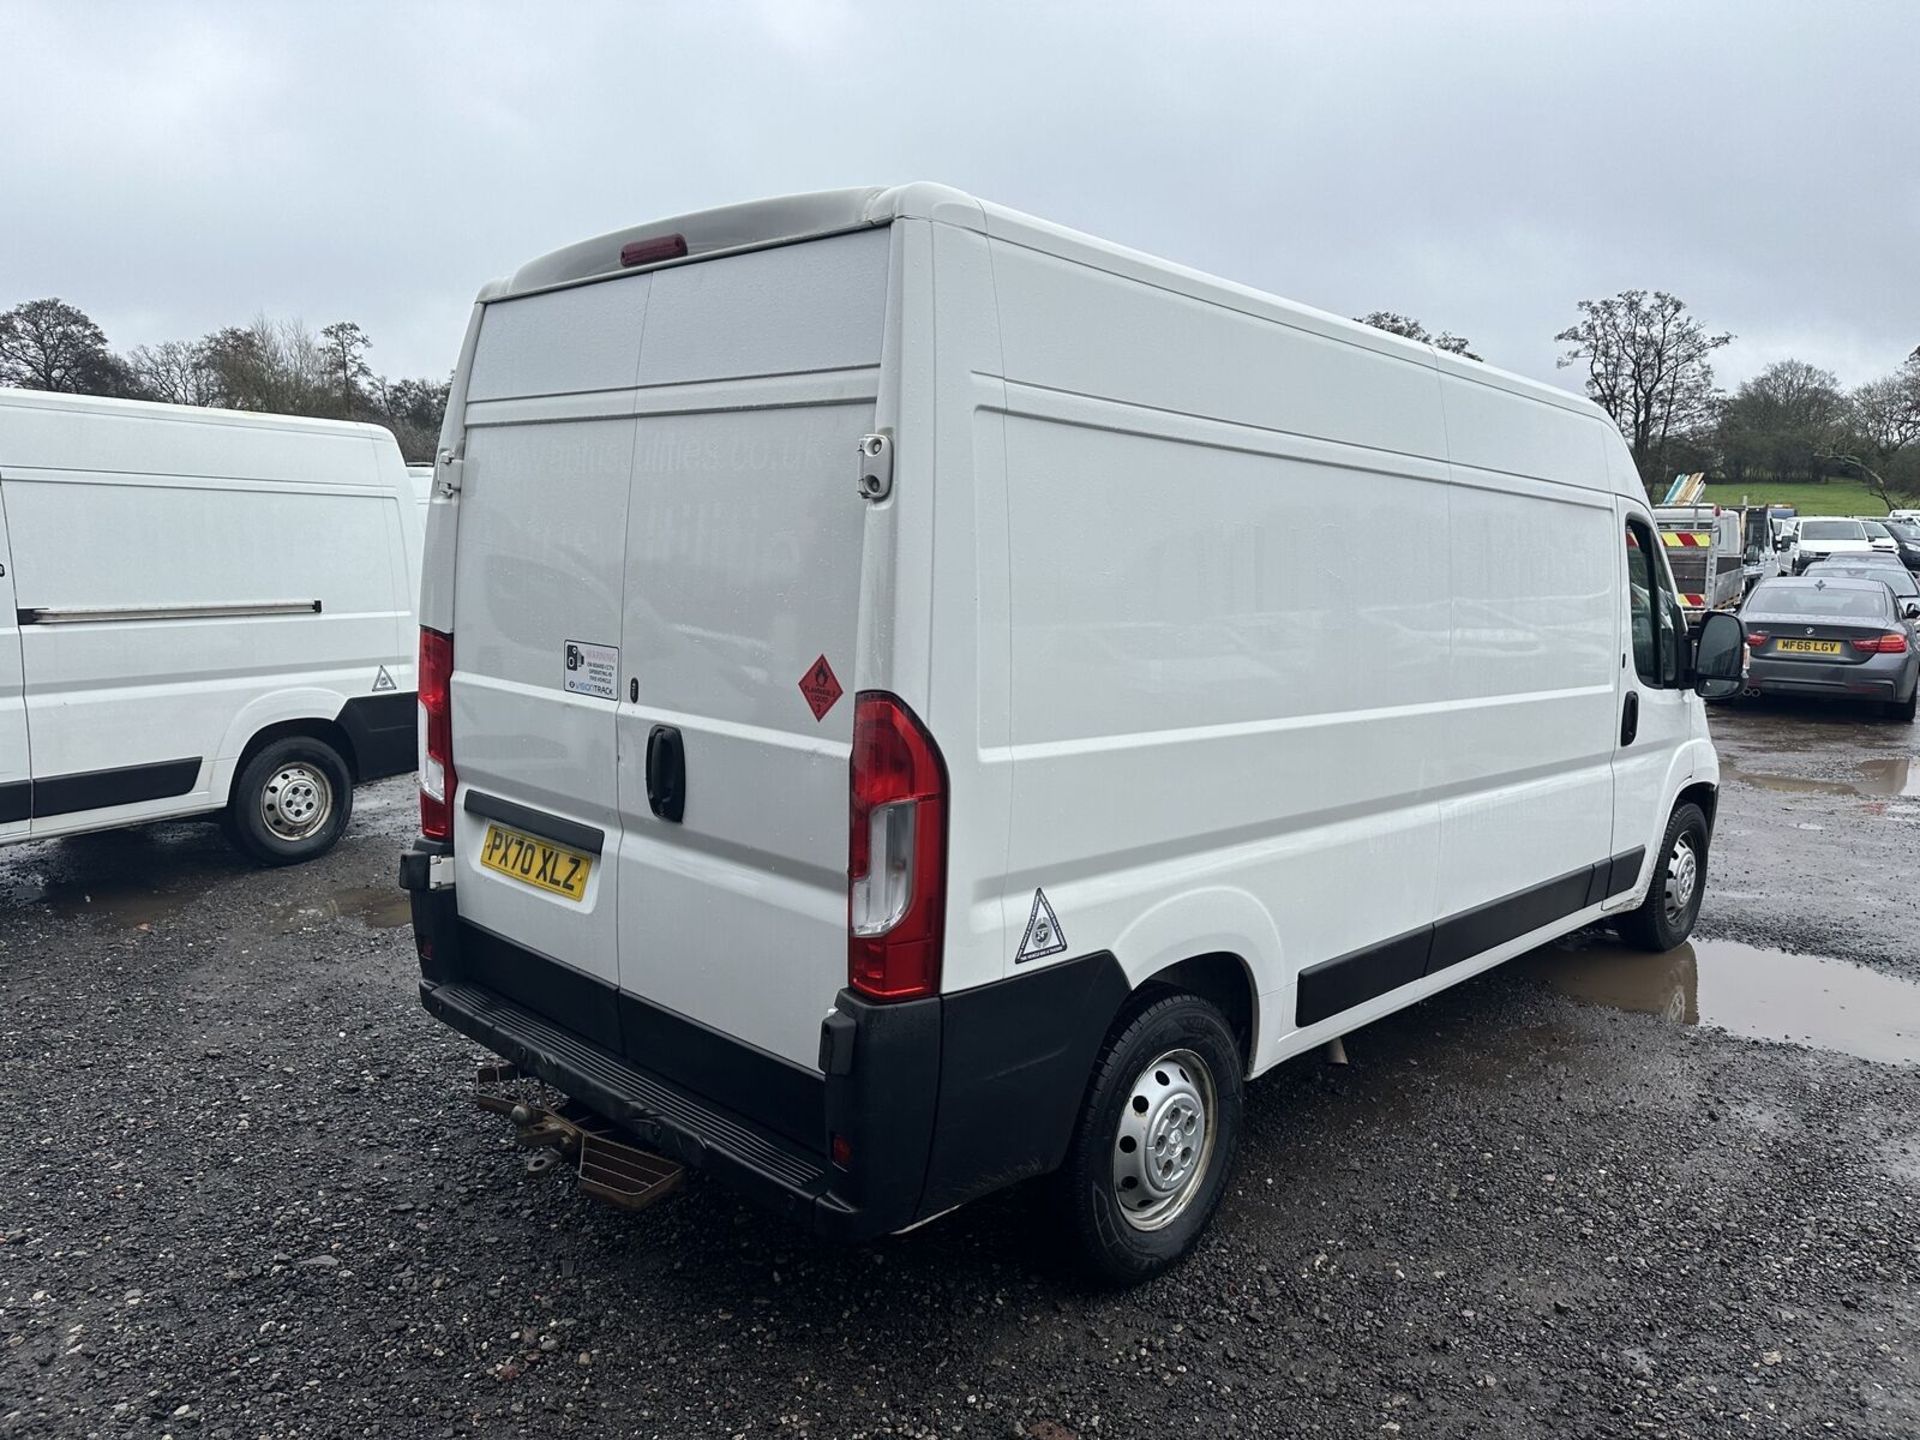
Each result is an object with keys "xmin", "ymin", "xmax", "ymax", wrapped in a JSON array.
[
  {"xmin": 798, "ymin": 654, "xmax": 843, "ymax": 721},
  {"xmin": 1016, "ymin": 888, "xmax": 1068, "ymax": 964}
]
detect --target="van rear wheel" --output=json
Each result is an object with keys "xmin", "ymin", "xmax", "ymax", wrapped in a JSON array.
[
  {"xmin": 1616, "ymin": 802, "xmax": 1708, "ymax": 952},
  {"xmin": 224, "ymin": 736, "xmax": 353, "ymax": 866},
  {"xmin": 1056, "ymin": 992, "xmax": 1242, "ymax": 1284}
]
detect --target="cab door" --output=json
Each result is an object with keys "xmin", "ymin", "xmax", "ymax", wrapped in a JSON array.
[
  {"xmin": 0, "ymin": 484, "xmax": 29, "ymax": 837},
  {"xmin": 1610, "ymin": 503, "xmax": 1692, "ymax": 894}
]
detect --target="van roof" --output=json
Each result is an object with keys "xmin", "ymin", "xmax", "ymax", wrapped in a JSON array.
[
  {"xmin": 0, "ymin": 386, "xmax": 398, "ymax": 442},
  {"xmin": 491, "ymin": 182, "xmax": 1605, "ymax": 425}
]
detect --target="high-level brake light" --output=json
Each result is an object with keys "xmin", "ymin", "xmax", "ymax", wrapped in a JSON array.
[{"xmin": 620, "ymin": 233, "xmax": 689, "ymax": 267}]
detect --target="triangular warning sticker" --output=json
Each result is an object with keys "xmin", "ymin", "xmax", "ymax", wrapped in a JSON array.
[
  {"xmin": 1016, "ymin": 888, "xmax": 1067, "ymax": 964},
  {"xmin": 797, "ymin": 654, "xmax": 843, "ymax": 721},
  {"xmin": 372, "ymin": 665, "xmax": 396, "ymax": 693}
]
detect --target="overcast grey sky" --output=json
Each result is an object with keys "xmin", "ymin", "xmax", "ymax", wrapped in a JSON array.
[{"xmin": 3, "ymin": 1, "xmax": 1915, "ymax": 395}]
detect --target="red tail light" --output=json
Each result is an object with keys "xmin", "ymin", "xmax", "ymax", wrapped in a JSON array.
[
  {"xmin": 848, "ymin": 692, "xmax": 947, "ymax": 1001},
  {"xmin": 1852, "ymin": 632, "xmax": 1910, "ymax": 654},
  {"xmin": 1744, "ymin": 630, "xmax": 1770, "ymax": 649},
  {"xmin": 419, "ymin": 627, "xmax": 456, "ymax": 840}
]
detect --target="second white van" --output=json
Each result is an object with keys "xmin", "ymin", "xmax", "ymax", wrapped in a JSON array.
[
  {"xmin": 0, "ymin": 390, "xmax": 421, "ymax": 863},
  {"xmin": 402, "ymin": 185, "xmax": 1745, "ymax": 1278}
]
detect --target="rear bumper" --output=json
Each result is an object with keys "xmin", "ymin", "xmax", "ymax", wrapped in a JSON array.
[
  {"xmin": 420, "ymin": 975, "xmax": 873, "ymax": 1233},
  {"xmin": 1746, "ymin": 656, "xmax": 1909, "ymax": 701},
  {"xmin": 401, "ymin": 844, "xmax": 1129, "ymax": 1240}
]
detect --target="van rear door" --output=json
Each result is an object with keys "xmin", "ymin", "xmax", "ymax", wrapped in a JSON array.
[
  {"xmin": 448, "ymin": 274, "xmax": 654, "ymax": 993},
  {"xmin": 611, "ymin": 229, "xmax": 892, "ymax": 1072}
]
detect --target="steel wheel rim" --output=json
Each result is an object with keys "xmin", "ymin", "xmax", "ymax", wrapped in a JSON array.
[
  {"xmin": 1663, "ymin": 832, "xmax": 1699, "ymax": 926},
  {"xmin": 1112, "ymin": 1047, "xmax": 1216, "ymax": 1231},
  {"xmin": 261, "ymin": 763, "xmax": 333, "ymax": 842}
]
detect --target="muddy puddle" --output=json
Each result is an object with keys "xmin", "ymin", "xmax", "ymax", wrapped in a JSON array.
[
  {"xmin": 1722, "ymin": 754, "xmax": 1920, "ymax": 799},
  {"xmin": 1526, "ymin": 937, "xmax": 1920, "ymax": 1065},
  {"xmin": 11, "ymin": 863, "xmax": 408, "ymax": 933},
  {"xmin": 276, "ymin": 886, "xmax": 412, "ymax": 931}
]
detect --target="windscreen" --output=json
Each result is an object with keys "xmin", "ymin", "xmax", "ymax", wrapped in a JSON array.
[
  {"xmin": 1801, "ymin": 520, "xmax": 1865, "ymax": 541},
  {"xmin": 1748, "ymin": 583, "xmax": 1889, "ymax": 619},
  {"xmin": 1805, "ymin": 564, "xmax": 1919, "ymax": 597}
]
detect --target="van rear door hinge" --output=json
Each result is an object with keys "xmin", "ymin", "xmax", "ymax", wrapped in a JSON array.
[
  {"xmin": 436, "ymin": 450, "xmax": 463, "ymax": 496},
  {"xmin": 856, "ymin": 432, "xmax": 892, "ymax": 501}
]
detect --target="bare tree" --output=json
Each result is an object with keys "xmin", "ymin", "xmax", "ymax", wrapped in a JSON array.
[
  {"xmin": 319, "ymin": 320, "xmax": 374, "ymax": 417},
  {"xmin": 127, "ymin": 339, "xmax": 220, "ymax": 407},
  {"xmin": 1851, "ymin": 362, "xmax": 1920, "ymax": 461},
  {"xmin": 1354, "ymin": 310, "xmax": 1481, "ymax": 361},
  {"xmin": 202, "ymin": 315, "xmax": 330, "ymax": 414},
  {"xmin": 1555, "ymin": 290, "xmax": 1731, "ymax": 487},
  {"xmin": 0, "ymin": 297, "xmax": 131, "ymax": 393},
  {"xmin": 1718, "ymin": 360, "xmax": 1849, "ymax": 486}
]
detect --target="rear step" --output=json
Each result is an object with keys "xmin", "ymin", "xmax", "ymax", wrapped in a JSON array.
[
  {"xmin": 474, "ymin": 1068, "xmax": 684, "ymax": 1212},
  {"xmin": 423, "ymin": 979, "xmax": 835, "ymax": 1226}
]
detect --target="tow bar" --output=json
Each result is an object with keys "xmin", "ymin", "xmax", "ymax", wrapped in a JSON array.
[{"xmin": 473, "ymin": 1063, "xmax": 685, "ymax": 1213}]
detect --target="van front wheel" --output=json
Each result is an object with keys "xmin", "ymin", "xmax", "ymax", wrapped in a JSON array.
[
  {"xmin": 1616, "ymin": 802, "xmax": 1709, "ymax": 952},
  {"xmin": 224, "ymin": 736, "xmax": 354, "ymax": 866},
  {"xmin": 1057, "ymin": 993, "xmax": 1242, "ymax": 1284}
]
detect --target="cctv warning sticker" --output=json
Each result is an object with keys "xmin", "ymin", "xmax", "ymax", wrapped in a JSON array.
[
  {"xmin": 563, "ymin": 640, "xmax": 619, "ymax": 700},
  {"xmin": 798, "ymin": 654, "xmax": 843, "ymax": 721},
  {"xmin": 1016, "ymin": 888, "xmax": 1068, "ymax": 964}
]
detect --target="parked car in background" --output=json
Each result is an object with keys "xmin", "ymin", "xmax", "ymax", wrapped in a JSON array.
[
  {"xmin": 1785, "ymin": 517, "xmax": 1875, "ymax": 574},
  {"xmin": 1802, "ymin": 558, "xmax": 1920, "ymax": 612},
  {"xmin": 1738, "ymin": 576, "xmax": 1919, "ymax": 721},
  {"xmin": 0, "ymin": 390, "xmax": 422, "ymax": 862},
  {"xmin": 1854, "ymin": 517, "xmax": 1903, "ymax": 558},
  {"xmin": 1859, "ymin": 515, "xmax": 1920, "ymax": 573}
]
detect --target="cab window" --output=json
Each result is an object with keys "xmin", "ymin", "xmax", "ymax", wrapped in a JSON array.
[{"xmin": 1625, "ymin": 518, "xmax": 1682, "ymax": 687}]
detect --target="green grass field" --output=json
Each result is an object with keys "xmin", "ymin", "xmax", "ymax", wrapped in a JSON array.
[{"xmin": 1696, "ymin": 479, "xmax": 1892, "ymax": 515}]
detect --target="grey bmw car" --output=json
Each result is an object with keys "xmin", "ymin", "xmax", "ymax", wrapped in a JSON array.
[{"xmin": 1739, "ymin": 577, "xmax": 1920, "ymax": 721}]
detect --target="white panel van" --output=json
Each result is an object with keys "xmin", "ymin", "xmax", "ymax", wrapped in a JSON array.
[
  {"xmin": 402, "ymin": 186, "xmax": 1744, "ymax": 1278},
  {"xmin": 0, "ymin": 391, "xmax": 421, "ymax": 863}
]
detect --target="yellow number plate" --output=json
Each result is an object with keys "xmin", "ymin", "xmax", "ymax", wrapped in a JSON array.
[
  {"xmin": 479, "ymin": 824, "xmax": 592, "ymax": 901},
  {"xmin": 1775, "ymin": 638, "xmax": 1841, "ymax": 654}
]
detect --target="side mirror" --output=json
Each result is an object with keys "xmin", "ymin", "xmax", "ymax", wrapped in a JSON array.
[
  {"xmin": 1693, "ymin": 611, "xmax": 1745, "ymax": 699},
  {"xmin": 1905, "ymin": 601, "xmax": 1920, "ymax": 620}
]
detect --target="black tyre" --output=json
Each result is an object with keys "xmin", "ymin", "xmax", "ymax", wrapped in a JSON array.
[
  {"xmin": 1616, "ymin": 802, "xmax": 1709, "ymax": 953},
  {"xmin": 1056, "ymin": 992, "xmax": 1243, "ymax": 1284},
  {"xmin": 1884, "ymin": 689, "xmax": 1917, "ymax": 723},
  {"xmin": 224, "ymin": 735, "xmax": 353, "ymax": 866}
]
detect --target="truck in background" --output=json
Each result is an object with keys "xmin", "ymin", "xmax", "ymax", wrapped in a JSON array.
[{"xmin": 1653, "ymin": 504, "xmax": 1746, "ymax": 621}]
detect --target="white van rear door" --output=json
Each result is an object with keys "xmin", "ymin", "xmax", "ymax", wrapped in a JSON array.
[
  {"xmin": 448, "ymin": 275, "xmax": 652, "ymax": 989},
  {"xmin": 612, "ymin": 229, "xmax": 890, "ymax": 1069}
]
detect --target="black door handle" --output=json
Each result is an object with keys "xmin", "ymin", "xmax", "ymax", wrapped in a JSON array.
[
  {"xmin": 645, "ymin": 725, "xmax": 685, "ymax": 823},
  {"xmin": 1620, "ymin": 690, "xmax": 1640, "ymax": 747}
]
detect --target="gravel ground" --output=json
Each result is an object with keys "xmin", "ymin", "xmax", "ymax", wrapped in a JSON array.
[{"xmin": 2, "ymin": 705, "xmax": 1917, "ymax": 1439}]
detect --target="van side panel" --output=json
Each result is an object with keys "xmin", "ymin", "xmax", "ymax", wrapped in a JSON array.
[
  {"xmin": 5, "ymin": 435, "xmax": 408, "ymax": 831},
  {"xmin": 986, "ymin": 238, "xmax": 1452, "ymax": 1067},
  {"xmin": 917, "ymin": 213, "xmax": 1013, "ymax": 996},
  {"xmin": 1431, "ymin": 465, "xmax": 1619, "ymax": 924}
]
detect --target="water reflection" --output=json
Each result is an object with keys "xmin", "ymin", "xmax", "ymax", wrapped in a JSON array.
[{"xmin": 1526, "ymin": 936, "xmax": 1920, "ymax": 1065}]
